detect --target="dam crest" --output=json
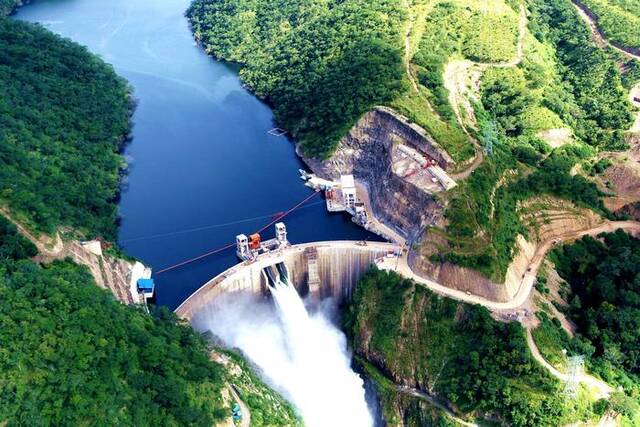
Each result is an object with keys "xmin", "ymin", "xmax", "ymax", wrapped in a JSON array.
[{"xmin": 175, "ymin": 236, "xmax": 399, "ymax": 320}]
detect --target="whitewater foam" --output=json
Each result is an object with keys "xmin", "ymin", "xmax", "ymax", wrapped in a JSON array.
[{"xmin": 196, "ymin": 283, "xmax": 373, "ymax": 427}]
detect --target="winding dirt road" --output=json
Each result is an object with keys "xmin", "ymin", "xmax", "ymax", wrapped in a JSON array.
[
  {"xmin": 571, "ymin": 0, "xmax": 640, "ymax": 133},
  {"xmin": 526, "ymin": 329, "xmax": 612, "ymax": 400},
  {"xmin": 381, "ymin": 220, "xmax": 640, "ymax": 310},
  {"xmin": 396, "ymin": 385, "xmax": 478, "ymax": 427},
  {"xmin": 571, "ymin": 0, "xmax": 640, "ymax": 62},
  {"xmin": 447, "ymin": 4, "xmax": 526, "ymax": 180}
]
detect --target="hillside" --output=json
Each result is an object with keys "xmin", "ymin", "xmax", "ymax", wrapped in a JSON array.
[
  {"xmin": 345, "ymin": 269, "xmax": 609, "ymax": 426},
  {"xmin": 530, "ymin": 231, "xmax": 640, "ymax": 424},
  {"xmin": 187, "ymin": 0, "xmax": 408, "ymax": 158},
  {"xmin": 188, "ymin": 0, "xmax": 638, "ymax": 286},
  {"xmin": 0, "ymin": 215, "xmax": 300, "ymax": 425},
  {"xmin": 577, "ymin": 0, "xmax": 640, "ymax": 50},
  {"xmin": 0, "ymin": 17, "xmax": 131, "ymax": 240}
]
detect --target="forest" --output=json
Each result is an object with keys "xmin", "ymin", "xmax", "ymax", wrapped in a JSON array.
[
  {"xmin": 553, "ymin": 231, "xmax": 640, "ymax": 385},
  {"xmin": 345, "ymin": 268, "xmax": 606, "ymax": 425},
  {"xmin": 580, "ymin": 0, "xmax": 640, "ymax": 49},
  {"xmin": 0, "ymin": 0, "xmax": 17, "ymax": 15},
  {"xmin": 0, "ymin": 18, "xmax": 132, "ymax": 240},
  {"xmin": 0, "ymin": 215, "xmax": 230, "ymax": 425},
  {"xmin": 187, "ymin": 0, "xmax": 408, "ymax": 158}
]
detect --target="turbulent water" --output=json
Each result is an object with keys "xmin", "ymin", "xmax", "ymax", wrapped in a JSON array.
[{"xmin": 196, "ymin": 284, "xmax": 373, "ymax": 427}]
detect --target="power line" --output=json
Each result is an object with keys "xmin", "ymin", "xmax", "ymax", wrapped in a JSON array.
[
  {"xmin": 154, "ymin": 190, "xmax": 321, "ymax": 276},
  {"xmin": 121, "ymin": 201, "xmax": 323, "ymax": 243}
]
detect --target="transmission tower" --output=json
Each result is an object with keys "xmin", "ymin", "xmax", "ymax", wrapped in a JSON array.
[
  {"xmin": 481, "ymin": 120, "xmax": 497, "ymax": 156},
  {"xmin": 564, "ymin": 355, "xmax": 585, "ymax": 397}
]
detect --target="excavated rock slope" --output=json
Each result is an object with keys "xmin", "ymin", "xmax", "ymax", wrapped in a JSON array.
[{"xmin": 300, "ymin": 107, "xmax": 448, "ymax": 241}]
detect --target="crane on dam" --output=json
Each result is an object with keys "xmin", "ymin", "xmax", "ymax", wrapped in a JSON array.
[{"xmin": 236, "ymin": 222, "xmax": 292, "ymax": 288}]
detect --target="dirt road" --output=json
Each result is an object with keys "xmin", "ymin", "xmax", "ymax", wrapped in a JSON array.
[
  {"xmin": 571, "ymin": 0, "xmax": 640, "ymax": 62},
  {"xmin": 445, "ymin": 5, "xmax": 526, "ymax": 180},
  {"xmin": 228, "ymin": 385, "xmax": 251, "ymax": 427},
  {"xmin": 396, "ymin": 386, "xmax": 478, "ymax": 427},
  {"xmin": 526, "ymin": 329, "xmax": 612, "ymax": 400},
  {"xmin": 383, "ymin": 220, "xmax": 640, "ymax": 310}
]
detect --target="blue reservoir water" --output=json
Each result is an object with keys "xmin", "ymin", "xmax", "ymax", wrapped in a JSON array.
[{"xmin": 14, "ymin": 0, "xmax": 377, "ymax": 309}]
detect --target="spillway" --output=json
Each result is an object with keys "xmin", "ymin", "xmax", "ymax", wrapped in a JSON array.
[{"xmin": 193, "ymin": 279, "xmax": 374, "ymax": 427}]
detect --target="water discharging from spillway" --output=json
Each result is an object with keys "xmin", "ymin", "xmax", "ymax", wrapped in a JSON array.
[{"xmin": 196, "ymin": 282, "xmax": 373, "ymax": 427}]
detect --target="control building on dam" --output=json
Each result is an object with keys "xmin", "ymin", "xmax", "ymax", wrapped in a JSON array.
[{"xmin": 175, "ymin": 223, "xmax": 400, "ymax": 321}]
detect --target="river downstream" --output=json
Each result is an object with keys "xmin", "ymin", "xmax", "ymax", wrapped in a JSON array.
[{"xmin": 14, "ymin": 0, "xmax": 376, "ymax": 309}]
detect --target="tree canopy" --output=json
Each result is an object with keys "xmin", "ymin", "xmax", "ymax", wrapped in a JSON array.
[
  {"xmin": 345, "ymin": 268, "xmax": 575, "ymax": 426},
  {"xmin": 554, "ymin": 230, "xmax": 640, "ymax": 378},
  {"xmin": 0, "ymin": 215, "xmax": 231, "ymax": 425},
  {"xmin": 0, "ymin": 18, "xmax": 131, "ymax": 239},
  {"xmin": 187, "ymin": 0, "xmax": 407, "ymax": 158}
]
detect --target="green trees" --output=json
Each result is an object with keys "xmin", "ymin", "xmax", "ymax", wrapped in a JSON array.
[
  {"xmin": 187, "ymin": 0, "xmax": 407, "ymax": 158},
  {"xmin": 0, "ymin": 0, "xmax": 18, "ymax": 15},
  {"xmin": 527, "ymin": 0, "xmax": 632, "ymax": 149},
  {"xmin": 580, "ymin": 0, "xmax": 640, "ymax": 49},
  {"xmin": 0, "ymin": 215, "xmax": 37, "ymax": 264},
  {"xmin": 0, "ymin": 18, "xmax": 131, "ymax": 239},
  {"xmin": 553, "ymin": 230, "xmax": 640, "ymax": 379},
  {"xmin": 346, "ymin": 269, "xmax": 570, "ymax": 426},
  {"xmin": 0, "ymin": 216, "xmax": 231, "ymax": 425}
]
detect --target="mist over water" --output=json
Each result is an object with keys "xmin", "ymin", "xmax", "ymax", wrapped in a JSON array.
[{"xmin": 195, "ymin": 284, "xmax": 373, "ymax": 427}]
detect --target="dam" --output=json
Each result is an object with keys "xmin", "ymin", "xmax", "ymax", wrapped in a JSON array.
[
  {"xmin": 174, "ymin": 222, "xmax": 400, "ymax": 320},
  {"xmin": 176, "ymin": 223, "xmax": 396, "ymax": 427}
]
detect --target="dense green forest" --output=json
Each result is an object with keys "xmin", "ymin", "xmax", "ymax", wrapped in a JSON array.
[
  {"xmin": 187, "ymin": 0, "xmax": 407, "ymax": 158},
  {"xmin": 580, "ymin": 0, "xmax": 640, "ymax": 49},
  {"xmin": 553, "ymin": 231, "xmax": 640, "ymax": 385},
  {"xmin": 529, "ymin": 231, "xmax": 640, "ymax": 424},
  {"xmin": 0, "ymin": 0, "xmax": 17, "ymax": 15},
  {"xmin": 0, "ymin": 18, "xmax": 131, "ymax": 240},
  {"xmin": 528, "ymin": 0, "xmax": 632, "ymax": 148},
  {"xmin": 0, "ymin": 217, "xmax": 228, "ymax": 425},
  {"xmin": 346, "ymin": 269, "xmax": 605, "ymax": 425},
  {"xmin": 0, "ymin": 214, "xmax": 300, "ymax": 425}
]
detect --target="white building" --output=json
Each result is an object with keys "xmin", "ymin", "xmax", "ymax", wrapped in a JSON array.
[{"xmin": 341, "ymin": 174, "xmax": 356, "ymax": 209}]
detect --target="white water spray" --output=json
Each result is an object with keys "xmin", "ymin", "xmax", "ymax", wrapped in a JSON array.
[{"xmin": 196, "ymin": 282, "xmax": 373, "ymax": 427}]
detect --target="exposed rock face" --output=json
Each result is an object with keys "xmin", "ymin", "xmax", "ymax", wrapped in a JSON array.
[
  {"xmin": 409, "ymin": 249, "xmax": 512, "ymax": 302},
  {"xmin": 617, "ymin": 202, "xmax": 640, "ymax": 221},
  {"xmin": 300, "ymin": 107, "xmax": 447, "ymax": 241}
]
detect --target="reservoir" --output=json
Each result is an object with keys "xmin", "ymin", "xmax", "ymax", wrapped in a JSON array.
[{"xmin": 14, "ymin": 0, "xmax": 376, "ymax": 309}]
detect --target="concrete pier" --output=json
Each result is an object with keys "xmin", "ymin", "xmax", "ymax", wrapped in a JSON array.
[{"xmin": 175, "ymin": 240, "xmax": 399, "ymax": 321}]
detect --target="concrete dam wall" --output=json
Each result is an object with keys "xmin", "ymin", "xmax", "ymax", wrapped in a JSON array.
[{"xmin": 175, "ymin": 241, "xmax": 399, "ymax": 321}]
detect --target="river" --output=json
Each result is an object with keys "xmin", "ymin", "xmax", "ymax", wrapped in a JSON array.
[{"xmin": 13, "ymin": 0, "xmax": 377, "ymax": 309}]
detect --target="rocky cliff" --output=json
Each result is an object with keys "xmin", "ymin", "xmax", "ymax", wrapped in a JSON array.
[{"xmin": 300, "ymin": 107, "xmax": 448, "ymax": 241}]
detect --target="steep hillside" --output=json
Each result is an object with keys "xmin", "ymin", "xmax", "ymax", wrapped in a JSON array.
[
  {"xmin": 0, "ymin": 18, "xmax": 131, "ymax": 240},
  {"xmin": 418, "ymin": 0, "xmax": 635, "ymax": 282},
  {"xmin": 345, "ymin": 269, "xmax": 606, "ymax": 425},
  {"xmin": 577, "ymin": 0, "xmax": 640, "ymax": 50},
  {"xmin": 187, "ymin": 0, "xmax": 408, "ymax": 158},
  {"xmin": 0, "ymin": 216, "xmax": 300, "ymax": 425}
]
